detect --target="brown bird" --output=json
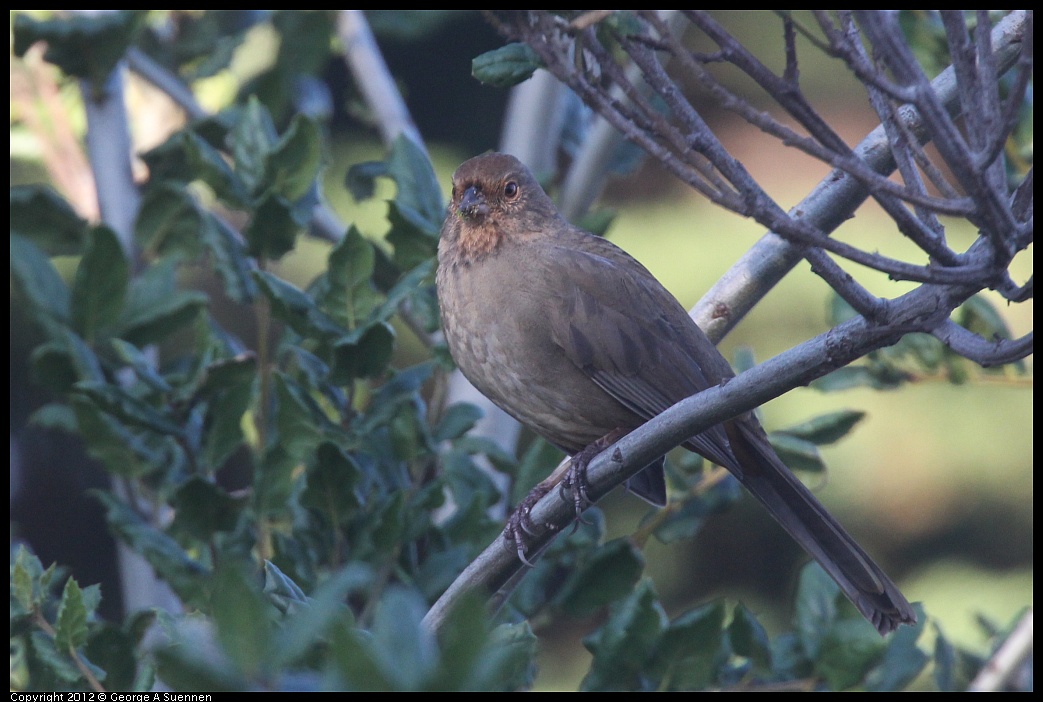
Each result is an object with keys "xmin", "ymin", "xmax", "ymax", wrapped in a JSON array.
[{"xmin": 436, "ymin": 152, "xmax": 916, "ymax": 635}]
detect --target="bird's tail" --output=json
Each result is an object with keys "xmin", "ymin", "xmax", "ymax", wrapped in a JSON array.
[
  {"xmin": 714, "ymin": 421, "xmax": 916, "ymax": 635},
  {"xmin": 625, "ymin": 457, "xmax": 667, "ymax": 507}
]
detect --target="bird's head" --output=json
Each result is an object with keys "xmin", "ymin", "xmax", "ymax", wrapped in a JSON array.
[{"xmin": 441, "ymin": 152, "xmax": 559, "ymax": 260}]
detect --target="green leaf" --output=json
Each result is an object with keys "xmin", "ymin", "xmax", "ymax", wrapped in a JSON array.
[
  {"xmin": 30, "ymin": 336, "xmax": 100, "ymax": 395},
  {"xmin": 328, "ymin": 624, "xmax": 394, "ymax": 691},
  {"xmin": 262, "ymin": 560, "xmax": 309, "ymax": 614},
  {"xmin": 433, "ymin": 403, "xmax": 484, "ymax": 442},
  {"xmin": 654, "ymin": 472, "xmax": 740, "ymax": 544},
  {"xmin": 73, "ymin": 381, "xmax": 185, "ymax": 437},
  {"xmin": 815, "ymin": 619, "xmax": 887, "ymax": 690},
  {"xmin": 169, "ymin": 477, "xmax": 243, "ymax": 542},
  {"xmin": 154, "ymin": 635, "xmax": 244, "ymax": 692},
  {"xmin": 728, "ymin": 603, "xmax": 773, "ymax": 674},
  {"xmin": 321, "ymin": 226, "xmax": 378, "ymax": 328},
  {"xmin": 244, "ymin": 192, "xmax": 301, "ymax": 260},
  {"xmin": 84, "ymin": 621, "xmax": 143, "ymax": 692},
  {"xmin": 345, "ymin": 160, "xmax": 387, "ymax": 201},
  {"xmin": 768, "ymin": 433, "xmax": 825, "ymax": 473},
  {"xmin": 10, "ymin": 233, "xmax": 70, "ymax": 330},
  {"xmin": 511, "ymin": 438, "xmax": 567, "ymax": 506},
  {"xmin": 557, "ymin": 539, "xmax": 645, "ymax": 618},
  {"xmin": 369, "ymin": 587, "xmax": 438, "ymax": 690},
  {"xmin": 254, "ymin": 270, "xmax": 346, "ymax": 340},
  {"xmin": 386, "ymin": 203, "xmax": 439, "ymax": 271},
  {"xmin": 932, "ymin": 623, "xmax": 959, "ymax": 691},
  {"xmin": 358, "ymin": 362, "xmax": 433, "ymax": 428},
  {"xmin": 654, "ymin": 602, "xmax": 728, "ymax": 691},
  {"xmin": 453, "ymin": 435, "xmax": 517, "ymax": 473},
  {"xmin": 386, "ymin": 135, "xmax": 444, "ymax": 237},
  {"xmin": 472, "ymin": 42, "xmax": 543, "ymax": 88},
  {"xmin": 272, "ymin": 565, "xmax": 373, "ymax": 669},
  {"xmin": 10, "ymin": 185, "xmax": 88, "ymax": 255},
  {"xmin": 13, "ymin": 11, "xmax": 147, "ymax": 92},
  {"xmin": 198, "ymin": 355, "xmax": 256, "ymax": 471},
  {"xmin": 29, "ymin": 630, "xmax": 83, "ymax": 683},
  {"xmin": 271, "ymin": 372, "xmax": 324, "ymax": 462},
  {"xmin": 55, "ymin": 578, "xmax": 89, "ymax": 651},
  {"xmin": 413, "ymin": 546, "xmax": 474, "ymax": 604},
  {"xmin": 794, "ymin": 562, "xmax": 840, "ymax": 658},
  {"xmin": 652, "ymin": 493, "xmax": 712, "ymax": 544},
  {"xmin": 199, "ymin": 212, "xmax": 258, "ymax": 304},
  {"xmin": 28, "ymin": 402, "xmax": 79, "ymax": 434},
  {"xmin": 193, "ymin": 351, "xmax": 258, "ymax": 402},
  {"xmin": 905, "ymin": 332, "xmax": 947, "ymax": 369},
  {"xmin": 581, "ymin": 579, "xmax": 666, "ymax": 691},
  {"xmin": 140, "ymin": 129, "xmax": 248, "ymax": 206},
  {"xmin": 12, "ymin": 546, "xmax": 44, "ymax": 613},
  {"xmin": 429, "ymin": 594, "xmax": 492, "ymax": 690},
  {"xmin": 93, "ymin": 491, "xmax": 211, "ymax": 607},
  {"xmin": 71, "ymin": 396, "xmax": 152, "ymax": 476},
  {"xmin": 138, "ymin": 11, "xmax": 249, "ymax": 81},
  {"xmin": 368, "ymin": 258, "xmax": 436, "ymax": 324},
  {"xmin": 81, "ymin": 584, "xmax": 102, "ymax": 619},
  {"xmin": 601, "ymin": 10, "xmax": 645, "ymax": 38},
  {"xmin": 370, "ymin": 492, "xmax": 408, "ymax": 553},
  {"xmin": 330, "ymin": 322, "xmax": 396, "ymax": 382},
  {"xmin": 254, "ymin": 445, "xmax": 298, "ymax": 517},
  {"xmin": 110, "ymin": 338, "xmax": 173, "ymax": 393},
  {"xmin": 478, "ymin": 622, "xmax": 539, "ymax": 692},
  {"xmin": 776, "ymin": 410, "xmax": 866, "ymax": 445},
  {"xmin": 71, "ymin": 226, "xmax": 128, "ymax": 341},
  {"xmin": 136, "ymin": 184, "xmax": 205, "ymax": 258},
  {"xmin": 119, "ymin": 260, "xmax": 208, "ymax": 345},
  {"xmin": 440, "ymin": 449, "xmax": 500, "ymax": 514},
  {"xmin": 575, "ymin": 207, "xmax": 618, "ymax": 238},
  {"xmin": 301, "ymin": 442, "xmax": 363, "ymax": 521},
  {"xmin": 211, "ymin": 563, "xmax": 272, "ymax": 676},
  {"xmin": 265, "ymin": 113, "xmax": 323, "ymax": 201},
  {"xmin": 231, "ymin": 96, "xmax": 279, "ymax": 196}
]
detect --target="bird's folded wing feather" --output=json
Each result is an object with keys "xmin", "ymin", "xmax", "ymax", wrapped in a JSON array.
[{"xmin": 543, "ymin": 237, "xmax": 738, "ymax": 468}]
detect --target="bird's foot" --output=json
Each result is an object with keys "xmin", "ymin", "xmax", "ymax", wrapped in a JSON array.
[
  {"xmin": 502, "ymin": 483, "xmax": 552, "ymax": 566},
  {"xmin": 559, "ymin": 429, "xmax": 627, "ymax": 520}
]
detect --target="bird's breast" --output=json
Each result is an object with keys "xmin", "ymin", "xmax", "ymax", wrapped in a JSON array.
[{"xmin": 437, "ymin": 251, "xmax": 639, "ymax": 453}]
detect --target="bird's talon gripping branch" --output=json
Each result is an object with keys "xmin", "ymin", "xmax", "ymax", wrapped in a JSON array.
[{"xmin": 502, "ymin": 484, "xmax": 552, "ymax": 565}]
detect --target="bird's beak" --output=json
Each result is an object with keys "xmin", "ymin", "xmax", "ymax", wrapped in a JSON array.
[{"xmin": 458, "ymin": 185, "xmax": 489, "ymax": 220}]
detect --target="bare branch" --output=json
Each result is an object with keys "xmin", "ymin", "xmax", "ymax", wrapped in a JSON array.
[
  {"xmin": 336, "ymin": 10, "xmax": 427, "ymax": 157},
  {"xmin": 932, "ymin": 320, "xmax": 1034, "ymax": 367},
  {"xmin": 79, "ymin": 64, "xmax": 140, "ymax": 259},
  {"xmin": 858, "ymin": 12, "xmax": 1019, "ymax": 243},
  {"xmin": 126, "ymin": 47, "xmax": 207, "ymax": 121},
  {"xmin": 967, "ymin": 609, "xmax": 1035, "ymax": 692},
  {"xmin": 495, "ymin": 11, "xmax": 1029, "ymax": 307}
]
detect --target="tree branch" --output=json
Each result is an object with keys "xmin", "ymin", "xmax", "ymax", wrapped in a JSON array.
[{"xmin": 931, "ymin": 320, "xmax": 1034, "ymax": 367}]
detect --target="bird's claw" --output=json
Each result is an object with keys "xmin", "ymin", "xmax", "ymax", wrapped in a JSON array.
[
  {"xmin": 559, "ymin": 461, "xmax": 594, "ymax": 529},
  {"xmin": 502, "ymin": 484, "xmax": 552, "ymax": 566}
]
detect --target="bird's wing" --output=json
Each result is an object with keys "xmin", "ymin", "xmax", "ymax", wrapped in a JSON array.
[{"xmin": 543, "ymin": 235, "xmax": 738, "ymax": 468}]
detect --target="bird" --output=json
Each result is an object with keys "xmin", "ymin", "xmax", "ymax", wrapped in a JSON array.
[{"xmin": 435, "ymin": 152, "xmax": 916, "ymax": 635}]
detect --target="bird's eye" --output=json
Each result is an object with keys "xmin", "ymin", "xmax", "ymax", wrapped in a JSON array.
[{"xmin": 504, "ymin": 181, "xmax": 519, "ymax": 199}]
